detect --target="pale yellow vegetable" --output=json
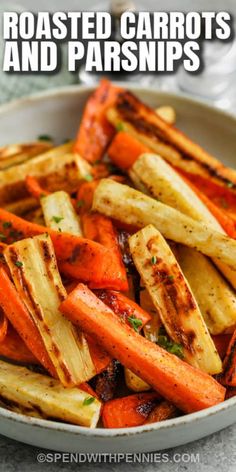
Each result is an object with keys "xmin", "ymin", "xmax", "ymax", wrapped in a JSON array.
[
  {"xmin": 0, "ymin": 141, "xmax": 52, "ymax": 170},
  {"xmin": 0, "ymin": 360, "xmax": 101, "ymax": 427},
  {"xmin": 124, "ymin": 368, "xmax": 150, "ymax": 392},
  {"xmin": 4, "ymin": 235, "xmax": 96, "ymax": 387},
  {"xmin": 155, "ymin": 106, "xmax": 176, "ymax": 125},
  {"xmin": 93, "ymin": 179, "xmax": 236, "ymax": 269},
  {"xmin": 41, "ymin": 190, "xmax": 82, "ymax": 235},
  {"xmin": 129, "ymin": 225, "xmax": 222, "ymax": 374}
]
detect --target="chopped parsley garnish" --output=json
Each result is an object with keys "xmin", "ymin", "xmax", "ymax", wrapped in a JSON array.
[
  {"xmin": 52, "ymin": 216, "xmax": 64, "ymax": 224},
  {"xmin": 151, "ymin": 256, "xmax": 157, "ymax": 265},
  {"xmin": 128, "ymin": 315, "xmax": 143, "ymax": 332},
  {"xmin": 167, "ymin": 275, "xmax": 174, "ymax": 282},
  {"xmin": 15, "ymin": 261, "xmax": 23, "ymax": 268},
  {"xmin": 38, "ymin": 134, "xmax": 53, "ymax": 142},
  {"xmin": 0, "ymin": 233, "xmax": 6, "ymax": 240},
  {"xmin": 116, "ymin": 122, "xmax": 124, "ymax": 132},
  {"xmin": 77, "ymin": 199, "xmax": 85, "ymax": 208},
  {"xmin": 156, "ymin": 327, "xmax": 184, "ymax": 359},
  {"xmin": 3, "ymin": 222, "xmax": 12, "ymax": 229},
  {"xmin": 227, "ymin": 181, "xmax": 234, "ymax": 188},
  {"xmin": 83, "ymin": 396, "xmax": 95, "ymax": 406},
  {"xmin": 84, "ymin": 174, "xmax": 93, "ymax": 182}
]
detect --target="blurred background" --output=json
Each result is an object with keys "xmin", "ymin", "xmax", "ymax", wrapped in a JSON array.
[{"xmin": 0, "ymin": 0, "xmax": 236, "ymax": 114}]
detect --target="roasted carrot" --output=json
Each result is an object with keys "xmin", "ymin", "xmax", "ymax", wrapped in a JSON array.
[
  {"xmin": 85, "ymin": 333, "xmax": 111, "ymax": 374},
  {"xmin": 25, "ymin": 175, "xmax": 50, "ymax": 200},
  {"xmin": 0, "ymin": 268, "xmax": 56, "ymax": 376},
  {"xmin": 102, "ymin": 392, "xmax": 161, "ymax": 428},
  {"xmin": 60, "ymin": 284, "xmax": 226, "ymax": 414},
  {"xmin": 74, "ymin": 79, "xmax": 122, "ymax": 163},
  {"xmin": 222, "ymin": 329, "xmax": 236, "ymax": 386},
  {"xmin": 95, "ymin": 290, "xmax": 151, "ymax": 328},
  {"xmin": 0, "ymin": 208, "xmax": 128, "ymax": 289},
  {"xmin": 144, "ymin": 400, "xmax": 179, "ymax": 424},
  {"xmin": 81, "ymin": 213, "xmax": 128, "ymax": 290},
  {"xmin": 212, "ymin": 335, "xmax": 231, "ymax": 360},
  {"xmin": 108, "ymin": 131, "xmax": 150, "ymax": 170},
  {"xmin": 0, "ymin": 324, "xmax": 38, "ymax": 364},
  {"xmin": 77, "ymin": 181, "xmax": 99, "ymax": 212},
  {"xmin": 0, "ymin": 310, "xmax": 8, "ymax": 343}
]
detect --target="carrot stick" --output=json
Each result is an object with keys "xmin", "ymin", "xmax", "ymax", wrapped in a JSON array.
[
  {"xmin": 0, "ymin": 310, "xmax": 8, "ymax": 343},
  {"xmin": 212, "ymin": 335, "xmax": 231, "ymax": 360},
  {"xmin": 74, "ymin": 79, "xmax": 122, "ymax": 163},
  {"xmin": 102, "ymin": 392, "xmax": 161, "ymax": 428},
  {"xmin": 25, "ymin": 175, "xmax": 50, "ymax": 200},
  {"xmin": 144, "ymin": 400, "xmax": 178, "ymax": 424},
  {"xmin": 0, "ymin": 324, "xmax": 38, "ymax": 364},
  {"xmin": 60, "ymin": 284, "xmax": 225, "ymax": 414},
  {"xmin": 108, "ymin": 131, "xmax": 150, "ymax": 170},
  {"xmin": 77, "ymin": 181, "xmax": 100, "ymax": 212},
  {"xmin": 0, "ymin": 208, "xmax": 128, "ymax": 289},
  {"xmin": 81, "ymin": 213, "xmax": 128, "ymax": 290},
  {"xmin": 0, "ymin": 268, "xmax": 56, "ymax": 376},
  {"xmin": 222, "ymin": 329, "xmax": 236, "ymax": 386},
  {"xmin": 95, "ymin": 290, "xmax": 151, "ymax": 328}
]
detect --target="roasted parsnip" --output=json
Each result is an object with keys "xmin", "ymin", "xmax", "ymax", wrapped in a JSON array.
[
  {"xmin": 0, "ymin": 141, "xmax": 52, "ymax": 170},
  {"xmin": 124, "ymin": 368, "xmax": 150, "ymax": 392},
  {"xmin": 41, "ymin": 191, "xmax": 82, "ymax": 235},
  {"xmin": 4, "ymin": 234, "xmax": 96, "ymax": 386},
  {"xmin": 0, "ymin": 360, "xmax": 101, "ymax": 427},
  {"xmin": 93, "ymin": 179, "xmax": 236, "ymax": 269},
  {"xmin": 155, "ymin": 106, "xmax": 176, "ymax": 125},
  {"xmin": 129, "ymin": 225, "xmax": 222, "ymax": 374}
]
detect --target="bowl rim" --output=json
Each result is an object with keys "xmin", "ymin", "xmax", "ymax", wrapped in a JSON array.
[{"xmin": 0, "ymin": 83, "xmax": 235, "ymax": 438}]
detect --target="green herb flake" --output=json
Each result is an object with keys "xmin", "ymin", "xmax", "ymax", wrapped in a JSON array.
[
  {"xmin": 52, "ymin": 216, "xmax": 64, "ymax": 224},
  {"xmin": 227, "ymin": 181, "xmax": 234, "ymax": 188},
  {"xmin": 38, "ymin": 134, "xmax": 53, "ymax": 142},
  {"xmin": 167, "ymin": 275, "xmax": 174, "ymax": 282},
  {"xmin": 3, "ymin": 222, "xmax": 12, "ymax": 229},
  {"xmin": 84, "ymin": 174, "xmax": 93, "ymax": 182},
  {"xmin": 128, "ymin": 315, "xmax": 143, "ymax": 333},
  {"xmin": 83, "ymin": 396, "xmax": 95, "ymax": 406},
  {"xmin": 151, "ymin": 256, "xmax": 157, "ymax": 265},
  {"xmin": 15, "ymin": 261, "xmax": 23, "ymax": 268},
  {"xmin": 0, "ymin": 233, "xmax": 6, "ymax": 240},
  {"xmin": 77, "ymin": 199, "xmax": 85, "ymax": 208},
  {"xmin": 116, "ymin": 122, "xmax": 124, "ymax": 132},
  {"xmin": 156, "ymin": 327, "xmax": 184, "ymax": 359}
]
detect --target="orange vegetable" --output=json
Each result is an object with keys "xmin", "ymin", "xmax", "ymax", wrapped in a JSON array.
[
  {"xmin": 74, "ymin": 79, "xmax": 122, "ymax": 163},
  {"xmin": 108, "ymin": 131, "xmax": 150, "ymax": 170},
  {"xmin": 0, "ymin": 208, "xmax": 128, "ymax": 289},
  {"xmin": 0, "ymin": 310, "xmax": 8, "ymax": 344},
  {"xmin": 0, "ymin": 268, "xmax": 56, "ymax": 376},
  {"xmin": 212, "ymin": 334, "xmax": 231, "ymax": 360},
  {"xmin": 81, "ymin": 213, "xmax": 128, "ymax": 290},
  {"xmin": 144, "ymin": 400, "xmax": 178, "ymax": 424},
  {"xmin": 25, "ymin": 175, "xmax": 50, "ymax": 200},
  {"xmin": 102, "ymin": 392, "xmax": 161, "ymax": 428},
  {"xmin": 0, "ymin": 324, "xmax": 38, "ymax": 364},
  {"xmin": 60, "ymin": 284, "xmax": 225, "ymax": 414},
  {"xmin": 222, "ymin": 329, "xmax": 236, "ymax": 386},
  {"xmin": 77, "ymin": 180, "xmax": 99, "ymax": 212},
  {"xmin": 95, "ymin": 290, "xmax": 151, "ymax": 328}
]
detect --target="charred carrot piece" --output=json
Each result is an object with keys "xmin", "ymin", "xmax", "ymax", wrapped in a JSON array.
[
  {"xmin": 144, "ymin": 400, "xmax": 178, "ymax": 424},
  {"xmin": 108, "ymin": 131, "xmax": 150, "ymax": 170},
  {"xmin": 76, "ymin": 181, "xmax": 100, "ymax": 212},
  {"xmin": 60, "ymin": 284, "xmax": 226, "ymax": 414},
  {"xmin": 95, "ymin": 290, "xmax": 151, "ymax": 328},
  {"xmin": 25, "ymin": 175, "xmax": 50, "ymax": 200},
  {"xmin": 0, "ymin": 324, "xmax": 38, "ymax": 364},
  {"xmin": 222, "ymin": 329, "xmax": 236, "ymax": 386},
  {"xmin": 0, "ymin": 208, "xmax": 128, "ymax": 289},
  {"xmin": 102, "ymin": 392, "xmax": 161, "ymax": 428},
  {"xmin": 82, "ymin": 213, "xmax": 128, "ymax": 290},
  {"xmin": 0, "ymin": 310, "xmax": 8, "ymax": 344},
  {"xmin": 74, "ymin": 79, "xmax": 122, "ymax": 163},
  {"xmin": 212, "ymin": 335, "xmax": 231, "ymax": 360},
  {"xmin": 0, "ymin": 268, "xmax": 56, "ymax": 376}
]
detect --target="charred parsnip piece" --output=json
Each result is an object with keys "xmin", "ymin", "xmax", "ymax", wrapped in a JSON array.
[
  {"xmin": 130, "ymin": 153, "xmax": 236, "ymax": 290},
  {"xmin": 93, "ymin": 179, "xmax": 236, "ymax": 269},
  {"xmin": 129, "ymin": 225, "xmax": 222, "ymax": 374},
  {"xmin": 129, "ymin": 154, "xmax": 236, "ymax": 332},
  {"xmin": 41, "ymin": 190, "xmax": 82, "ymax": 235},
  {"xmin": 0, "ymin": 141, "xmax": 52, "ymax": 170},
  {"xmin": 4, "ymin": 234, "xmax": 96, "ymax": 386},
  {"xmin": 0, "ymin": 360, "xmax": 101, "ymax": 427}
]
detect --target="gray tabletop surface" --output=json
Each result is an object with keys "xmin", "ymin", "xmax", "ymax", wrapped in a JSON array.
[{"xmin": 0, "ymin": 0, "xmax": 236, "ymax": 470}]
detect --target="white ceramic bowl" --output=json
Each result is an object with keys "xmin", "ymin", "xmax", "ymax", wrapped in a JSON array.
[{"xmin": 0, "ymin": 85, "xmax": 236, "ymax": 453}]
